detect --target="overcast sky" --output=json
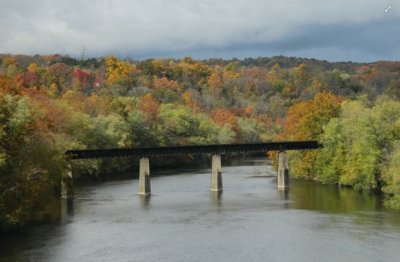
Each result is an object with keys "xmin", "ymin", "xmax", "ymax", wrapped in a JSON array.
[{"xmin": 0, "ymin": 0, "xmax": 399, "ymax": 62}]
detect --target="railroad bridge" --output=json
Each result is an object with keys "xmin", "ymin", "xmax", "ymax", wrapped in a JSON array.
[{"xmin": 62, "ymin": 141, "xmax": 321, "ymax": 198}]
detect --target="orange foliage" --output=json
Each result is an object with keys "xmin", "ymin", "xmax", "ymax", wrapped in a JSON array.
[
  {"xmin": 0, "ymin": 74, "xmax": 20, "ymax": 95},
  {"xmin": 139, "ymin": 93, "xmax": 160, "ymax": 120},
  {"xmin": 14, "ymin": 73, "xmax": 26, "ymax": 89},
  {"xmin": 211, "ymin": 108, "xmax": 238, "ymax": 129},
  {"xmin": 243, "ymin": 68, "xmax": 266, "ymax": 78},
  {"xmin": 270, "ymin": 92, "xmax": 342, "ymax": 174},
  {"xmin": 24, "ymin": 88, "xmax": 67, "ymax": 132},
  {"xmin": 244, "ymin": 105, "xmax": 253, "ymax": 116},
  {"xmin": 279, "ymin": 92, "xmax": 343, "ymax": 140},
  {"xmin": 154, "ymin": 77, "xmax": 179, "ymax": 90}
]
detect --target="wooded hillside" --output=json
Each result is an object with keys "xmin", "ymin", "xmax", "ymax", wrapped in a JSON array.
[{"xmin": 1, "ymin": 54, "xmax": 399, "ymax": 229}]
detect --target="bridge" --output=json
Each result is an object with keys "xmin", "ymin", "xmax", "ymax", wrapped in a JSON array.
[{"xmin": 62, "ymin": 141, "xmax": 321, "ymax": 198}]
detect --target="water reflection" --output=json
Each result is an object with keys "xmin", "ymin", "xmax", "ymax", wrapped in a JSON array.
[
  {"xmin": 30, "ymin": 198, "xmax": 64, "ymax": 225},
  {"xmin": 277, "ymin": 188, "xmax": 289, "ymax": 200},
  {"xmin": 60, "ymin": 198, "xmax": 74, "ymax": 218},
  {"xmin": 139, "ymin": 194, "xmax": 151, "ymax": 209},
  {"xmin": 210, "ymin": 191, "xmax": 223, "ymax": 208},
  {"xmin": 288, "ymin": 179, "xmax": 382, "ymax": 213},
  {"xmin": 277, "ymin": 188, "xmax": 290, "ymax": 208}
]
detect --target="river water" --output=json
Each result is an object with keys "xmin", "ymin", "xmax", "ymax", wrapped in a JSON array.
[{"xmin": 1, "ymin": 158, "xmax": 400, "ymax": 262}]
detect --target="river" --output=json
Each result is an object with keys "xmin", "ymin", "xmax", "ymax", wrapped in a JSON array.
[{"xmin": 1, "ymin": 158, "xmax": 400, "ymax": 262}]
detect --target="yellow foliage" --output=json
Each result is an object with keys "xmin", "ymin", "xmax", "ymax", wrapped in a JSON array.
[
  {"xmin": 105, "ymin": 56, "xmax": 136, "ymax": 84},
  {"xmin": 3, "ymin": 57, "xmax": 17, "ymax": 66},
  {"xmin": 208, "ymin": 72, "xmax": 223, "ymax": 90},
  {"xmin": 27, "ymin": 63, "xmax": 38, "ymax": 73}
]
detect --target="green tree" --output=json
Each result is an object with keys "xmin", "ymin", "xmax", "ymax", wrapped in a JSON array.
[
  {"xmin": 382, "ymin": 142, "xmax": 400, "ymax": 209},
  {"xmin": 316, "ymin": 96, "xmax": 400, "ymax": 191},
  {"xmin": 0, "ymin": 94, "xmax": 63, "ymax": 228}
]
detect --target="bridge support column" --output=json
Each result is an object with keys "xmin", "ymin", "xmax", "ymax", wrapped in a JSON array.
[
  {"xmin": 139, "ymin": 157, "xmax": 151, "ymax": 196},
  {"xmin": 61, "ymin": 162, "xmax": 74, "ymax": 199},
  {"xmin": 211, "ymin": 155, "xmax": 223, "ymax": 192},
  {"xmin": 278, "ymin": 151, "xmax": 289, "ymax": 189}
]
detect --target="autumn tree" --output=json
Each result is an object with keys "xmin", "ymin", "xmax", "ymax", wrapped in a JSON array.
[
  {"xmin": 207, "ymin": 71, "xmax": 223, "ymax": 97},
  {"xmin": 0, "ymin": 94, "xmax": 63, "ymax": 228},
  {"xmin": 211, "ymin": 108, "xmax": 238, "ymax": 130},
  {"xmin": 73, "ymin": 69, "xmax": 95, "ymax": 93},
  {"xmin": 105, "ymin": 56, "xmax": 136, "ymax": 85},
  {"xmin": 46, "ymin": 63, "xmax": 73, "ymax": 94},
  {"xmin": 277, "ymin": 92, "xmax": 343, "ymax": 179},
  {"xmin": 139, "ymin": 93, "xmax": 160, "ymax": 121},
  {"xmin": 182, "ymin": 91, "xmax": 201, "ymax": 112},
  {"xmin": 0, "ymin": 74, "xmax": 20, "ymax": 95}
]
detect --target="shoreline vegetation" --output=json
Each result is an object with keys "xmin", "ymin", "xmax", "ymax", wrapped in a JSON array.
[{"xmin": 1, "ymin": 54, "xmax": 399, "ymax": 230}]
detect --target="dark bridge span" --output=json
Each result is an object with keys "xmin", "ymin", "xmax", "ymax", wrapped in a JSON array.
[
  {"xmin": 61, "ymin": 141, "xmax": 321, "ymax": 198},
  {"xmin": 65, "ymin": 140, "xmax": 321, "ymax": 160}
]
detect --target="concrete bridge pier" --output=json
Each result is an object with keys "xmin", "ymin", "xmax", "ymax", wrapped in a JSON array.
[
  {"xmin": 139, "ymin": 157, "xmax": 151, "ymax": 196},
  {"xmin": 277, "ymin": 151, "xmax": 289, "ymax": 189},
  {"xmin": 61, "ymin": 162, "xmax": 74, "ymax": 199},
  {"xmin": 211, "ymin": 155, "xmax": 223, "ymax": 192}
]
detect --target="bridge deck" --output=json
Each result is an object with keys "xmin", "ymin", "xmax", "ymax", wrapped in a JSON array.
[{"xmin": 65, "ymin": 141, "xmax": 321, "ymax": 160}]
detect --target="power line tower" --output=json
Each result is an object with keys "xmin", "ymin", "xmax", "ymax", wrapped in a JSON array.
[{"xmin": 80, "ymin": 45, "xmax": 86, "ymax": 61}]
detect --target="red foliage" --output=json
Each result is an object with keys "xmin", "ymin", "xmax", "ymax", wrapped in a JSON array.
[
  {"xmin": 74, "ymin": 69, "xmax": 90, "ymax": 85},
  {"xmin": 24, "ymin": 71, "xmax": 39, "ymax": 88}
]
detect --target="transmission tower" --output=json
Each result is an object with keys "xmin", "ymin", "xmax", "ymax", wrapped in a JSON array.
[{"xmin": 80, "ymin": 45, "xmax": 86, "ymax": 61}]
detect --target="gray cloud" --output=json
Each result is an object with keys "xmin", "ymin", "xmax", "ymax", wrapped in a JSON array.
[{"xmin": 0, "ymin": 0, "xmax": 399, "ymax": 61}]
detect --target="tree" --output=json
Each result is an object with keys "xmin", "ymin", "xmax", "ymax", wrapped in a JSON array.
[
  {"xmin": 282, "ymin": 92, "xmax": 343, "ymax": 140},
  {"xmin": 47, "ymin": 63, "xmax": 73, "ymax": 94},
  {"xmin": 316, "ymin": 96, "xmax": 400, "ymax": 191},
  {"xmin": 182, "ymin": 91, "xmax": 200, "ymax": 112},
  {"xmin": 211, "ymin": 108, "xmax": 238, "ymax": 131},
  {"xmin": 157, "ymin": 104, "xmax": 220, "ymax": 146},
  {"xmin": 0, "ymin": 94, "xmax": 63, "ymax": 228},
  {"xmin": 73, "ymin": 69, "xmax": 95, "ymax": 93},
  {"xmin": 382, "ymin": 142, "xmax": 400, "ymax": 209},
  {"xmin": 105, "ymin": 56, "xmax": 135, "ymax": 85},
  {"xmin": 0, "ymin": 74, "xmax": 20, "ymax": 95},
  {"xmin": 139, "ymin": 93, "xmax": 160, "ymax": 121},
  {"xmin": 277, "ymin": 92, "xmax": 343, "ymax": 179},
  {"xmin": 207, "ymin": 71, "xmax": 223, "ymax": 97}
]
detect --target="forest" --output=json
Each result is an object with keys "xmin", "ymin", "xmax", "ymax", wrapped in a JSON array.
[{"xmin": 0, "ymin": 53, "xmax": 399, "ymax": 230}]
